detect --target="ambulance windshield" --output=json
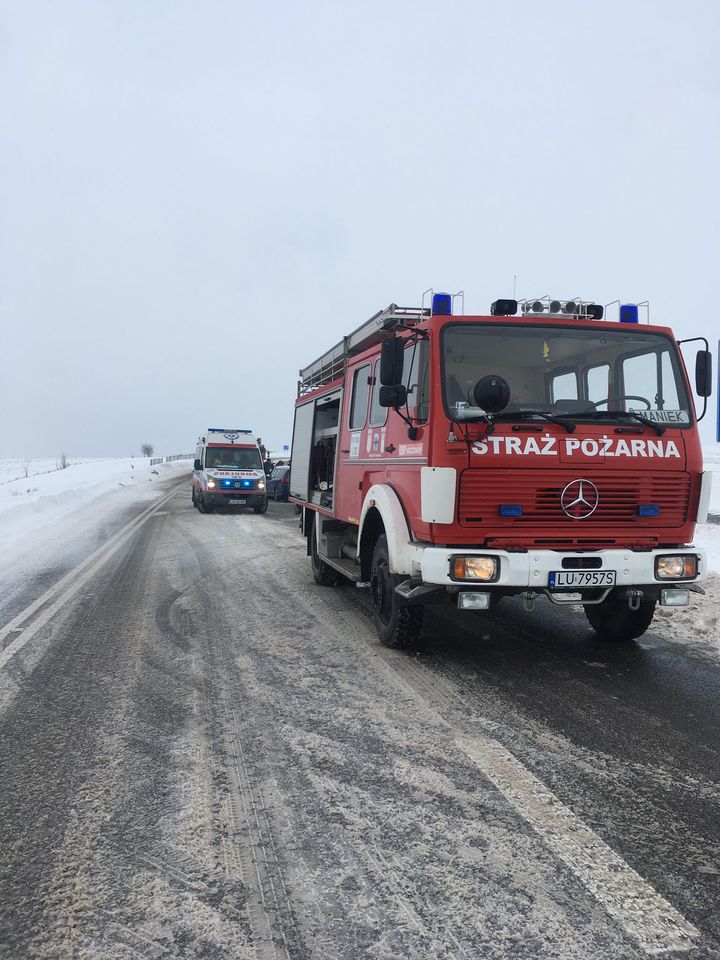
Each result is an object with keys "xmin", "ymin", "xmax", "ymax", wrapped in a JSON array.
[
  {"xmin": 442, "ymin": 324, "xmax": 691, "ymax": 426},
  {"xmin": 205, "ymin": 446, "xmax": 263, "ymax": 470}
]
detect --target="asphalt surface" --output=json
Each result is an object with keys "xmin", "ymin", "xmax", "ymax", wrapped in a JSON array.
[{"xmin": 1, "ymin": 474, "xmax": 719, "ymax": 959}]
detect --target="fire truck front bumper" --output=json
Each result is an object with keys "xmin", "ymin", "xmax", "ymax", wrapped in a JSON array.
[{"xmin": 413, "ymin": 546, "xmax": 707, "ymax": 608}]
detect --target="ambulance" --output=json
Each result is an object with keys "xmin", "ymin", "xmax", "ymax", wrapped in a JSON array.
[
  {"xmin": 192, "ymin": 428, "xmax": 268, "ymax": 514},
  {"xmin": 290, "ymin": 292, "xmax": 713, "ymax": 647}
]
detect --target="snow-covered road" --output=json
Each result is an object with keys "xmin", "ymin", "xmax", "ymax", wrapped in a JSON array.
[{"xmin": 1, "ymin": 468, "xmax": 720, "ymax": 958}]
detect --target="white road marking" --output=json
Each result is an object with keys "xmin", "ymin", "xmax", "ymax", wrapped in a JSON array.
[
  {"xmin": 0, "ymin": 483, "xmax": 184, "ymax": 671},
  {"xmin": 361, "ymin": 648, "xmax": 700, "ymax": 954},
  {"xmin": 458, "ymin": 733, "xmax": 700, "ymax": 954}
]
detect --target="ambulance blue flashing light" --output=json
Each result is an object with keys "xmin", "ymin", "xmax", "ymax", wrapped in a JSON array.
[
  {"xmin": 619, "ymin": 305, "xmax": 639, "ymax": 324},
  {"xmin": 432, "ymin": 293, "xmax": 452, "ymax": 316},
  {"xmin": 638, "ymin": 505, "xmax": 660, "ymax": 516}
]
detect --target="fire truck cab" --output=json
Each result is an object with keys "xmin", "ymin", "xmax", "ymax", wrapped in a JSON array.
[
  {"xmin": 290, "ymin": 293, "xmax": 713, "ymax": 647},
  {"xmin": 192, "ymin": 428, "xmax": 268, "ymax": 514}
]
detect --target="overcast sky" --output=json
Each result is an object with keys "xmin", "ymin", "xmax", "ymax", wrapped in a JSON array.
[{"xmin": 1, "ymin": 0, "xmax": 718, "ymax": 457}]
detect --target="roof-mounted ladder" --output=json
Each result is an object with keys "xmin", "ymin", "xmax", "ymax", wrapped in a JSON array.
[{"xmin": 298, "ymin": 303, "xmax": 429, "ymax": 394}]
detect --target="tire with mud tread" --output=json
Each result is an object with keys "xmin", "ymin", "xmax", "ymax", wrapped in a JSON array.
[
  {"xmin": 585, "ymin": 591, "xmax": 656, "ymax": 642},
  {"xmin": 370, "ymin": 534, "xmax": 423, "ymax": 648},
  {"xmin": 310, "ymin": 518, "xmax": 338, "ymax": 586},
  {"xmin": 253, "ymin": 499, "xmax": 268, "ymax": 514}
]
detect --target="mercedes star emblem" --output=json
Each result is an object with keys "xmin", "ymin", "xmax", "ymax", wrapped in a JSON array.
[{"xmin": 560, "ymin": 478, "xmax": 599, "ymax": 520}]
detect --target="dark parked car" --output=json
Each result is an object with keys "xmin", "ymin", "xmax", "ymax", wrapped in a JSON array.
[{"xmin": 266, "ymin": 465, "xmax": 290, "ymax": 501}]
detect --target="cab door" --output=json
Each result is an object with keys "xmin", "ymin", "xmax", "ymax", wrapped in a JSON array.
[{"xmin": 336, "ymin": 360, "xmax": 372, "ymax": 522}]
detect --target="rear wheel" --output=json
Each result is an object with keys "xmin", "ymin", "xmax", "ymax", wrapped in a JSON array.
[
  {"xmin": 311, "ymin": 519, "xmax": 338, "ymax": 586},
  {"xmin": 370, "ymin": 534, "xmax": 423, "ymax": 648},
  {"xmin": 585, "ymin": 591, "xmax": 656, "ymax": 642}
]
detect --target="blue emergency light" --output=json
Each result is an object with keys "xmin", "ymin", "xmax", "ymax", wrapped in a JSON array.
[
  {"xmin": 432, "ymin": 293, "xmax": 452, "ymax": 316},
  {"xmin": 619, "ymin": 304, "xmax": 639, "ymax": 324},
  {"xmin": 638, "ymin": 505, "xmax": 660, "ymax": 516},
  {"xmin": 500, "ymin": 504, "xmax": 523, "ymax": 516}
]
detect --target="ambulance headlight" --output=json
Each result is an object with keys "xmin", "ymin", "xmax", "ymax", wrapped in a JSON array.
[
  {"xmin": 451, "ymin": 556, "xmax": 499, "ymax": 582},
  {"xmin": 655, "ymin": 555, "xmax": 698, "ymax": 580},
  {"xmin": 257, "ymin": 480, "xmax": 265, "ymax": 490},
  {"xmin": 207, "ymin": 479, "xmax": 216, "ymax": 489}
]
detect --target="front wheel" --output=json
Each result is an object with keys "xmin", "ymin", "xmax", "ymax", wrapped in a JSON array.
[
  {"xmin": 370, "ymin": 534, "xmax": 423, "ymax": 648},
  {"xmin": 253, "ymin": 499, "xmax": 268, "ymax": 514},
  {"xmin": 585, "ymin": 590, "xmax": 656, "ymax": 642},
  {"xmin": 199, "ymin": 494, "xmax": 214, "ymax": 514}
]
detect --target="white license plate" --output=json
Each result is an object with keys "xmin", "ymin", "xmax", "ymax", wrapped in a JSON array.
[
  {"xmin": 228, "ymin": 499, "xmax": 246, "ymax": 504},
  {"xmin": 548, "ymin": 570, "xmax": 616, "ymax": 588}
]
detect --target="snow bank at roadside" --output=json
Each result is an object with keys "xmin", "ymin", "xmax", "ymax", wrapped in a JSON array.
[
  {"xmin": 0, "ymin": 457, "xmax": 190, "ymax": 544},
  {"xmin": 694, "ymin": 524, "xmax": 720, "ymax": 574},
  {"xmin": 659, "ymin": 438, "xmax": 720, "ymax": 658},
  {"xmin": 704, "ymin": 451, "xmax": 720, "ymax": 514},
  {"xmin": 651, "ymin": 572, "xmax": 720, "ymax": 659},
  {"xmin": 2, "ymin": 458, "xmax": 81, "ymax": 485}
]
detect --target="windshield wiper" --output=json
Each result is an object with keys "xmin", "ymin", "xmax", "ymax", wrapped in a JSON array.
[
  {"xmin": 491, "ymin": 410, "xmax": 576, "ymax": 433},
  {"xmin": 553, "ymin": 410, "xmax": 666, "ymax": 436},
  {"xmin": 454, "ymin": 408, "xmax": 575, "ymax": 432}
]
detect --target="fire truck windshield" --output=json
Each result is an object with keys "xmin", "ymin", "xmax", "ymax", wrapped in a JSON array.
[
  {"xmin": 205, "ymin": 447, "xmax": 263, "ymax": 470},
  {"xmin": 442, "ymin": 324, "xmax": 692, "ymax": 427}
]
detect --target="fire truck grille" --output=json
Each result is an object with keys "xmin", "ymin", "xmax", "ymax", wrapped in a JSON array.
[{"xmin": 458, "ymin": 470, "xmax": 691, "ymax": 527}]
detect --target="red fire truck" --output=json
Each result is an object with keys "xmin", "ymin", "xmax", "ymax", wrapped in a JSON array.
[{"xmin": 289, "ymin": 293, "xmax": 713, "ymax": 647}]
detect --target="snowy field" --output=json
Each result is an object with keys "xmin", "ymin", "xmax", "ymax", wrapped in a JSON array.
[{"xmin": 0, "ymin": 456, "xmax": 191, "ymax": 544}]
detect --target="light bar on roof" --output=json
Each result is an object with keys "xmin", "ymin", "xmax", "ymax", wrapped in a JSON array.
[
  {"xmin": 519, "ymin": 297, "xmax": 603, "ymax": 320},
  {"xmin": 207, "ymin": 428, "xmax": 253, "ymax": 434}
]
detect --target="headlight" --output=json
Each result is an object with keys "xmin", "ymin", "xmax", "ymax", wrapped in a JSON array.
[
  {"xmin": 655, "ymin": 555, "xmax": 698, "ymax": 580},
  {"xmin": 451, "ymin": 556, "xmax": 499, "ymax": 582},
  {"xmin": 207, "ymin": 479, "xmax": 216, "ymax": 489},
  {"xmin": 257, "ymin": 480, "xmax": 265, "ymax": 490}
]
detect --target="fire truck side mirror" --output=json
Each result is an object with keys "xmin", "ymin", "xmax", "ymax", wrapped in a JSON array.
[
  {"xmin": 194, "ymin": 458, "xmax": 202, "ymax": 470},
  {"xmin": 380, "ymin": 338, "xmax": 404, "ymax": 386},
  {"xmin": 695, "ymin": 350, "xmax": 712, "ymax": 397},
  {"xmin": 379, "ymin": 384, "xmax": 408, "ymax": 408}
]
